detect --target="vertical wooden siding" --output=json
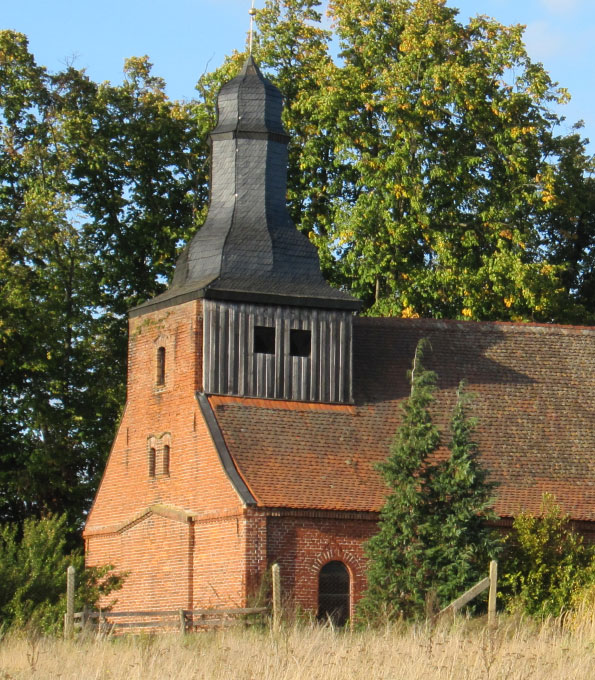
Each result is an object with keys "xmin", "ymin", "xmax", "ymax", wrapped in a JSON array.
[{"xmin": 203, "ymin": 301, "xmax": 353, "ymax": 403}]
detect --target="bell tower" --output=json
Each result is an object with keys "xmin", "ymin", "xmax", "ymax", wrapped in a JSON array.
[
  {"xmin": 86, "ymin": 56, "xmax": 362, "ymax": 615},
  {"xmin": 134, "ymin": 57, "xmax": 360, "ymax": 403}
]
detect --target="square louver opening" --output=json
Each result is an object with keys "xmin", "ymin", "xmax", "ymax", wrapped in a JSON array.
[
  {"xmin": 254, "ymin": 325, "xmax": 275, "ymax": 354},
  {"xmin": 290, "ymin": 329, "xmax": 311, "ymax": 357}
]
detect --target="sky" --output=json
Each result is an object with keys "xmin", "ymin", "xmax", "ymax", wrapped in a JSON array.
[{"xmin": 4, "ymin": 1, "xmax": 595, "ymax": 149}]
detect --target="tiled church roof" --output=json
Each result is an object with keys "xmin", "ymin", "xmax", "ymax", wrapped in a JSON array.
[{"xmin": 209, "ymin": 317, "xmax": 595, "ymax": 521}]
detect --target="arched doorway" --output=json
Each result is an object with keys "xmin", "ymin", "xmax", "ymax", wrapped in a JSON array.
[{"xmin": 317, "ymin": 561, "xmax": 350, "ymax": 626}]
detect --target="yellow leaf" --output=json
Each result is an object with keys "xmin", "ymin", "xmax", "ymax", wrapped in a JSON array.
[{"xmin": 402, "ymin": 306, "xmax": 419, "ymax": 319}]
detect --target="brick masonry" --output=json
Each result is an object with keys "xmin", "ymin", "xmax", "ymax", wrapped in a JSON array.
[
  {"xmin": 85, "ymin": 301, "xmax": 251, "ymax": 610},
  {"xmin": 84, "ymin": 292, "xmax": 595, "ymax": 616},
  {"xmin": 84, "ymin": 301, "xmax": 375, "ymax": 615},
  {"xmin": 84, "ymin": 53, "xmax": 595, "ymax": 616},
  {"xmin": 263, "ymin": 511, "xmax": 376, "ymax": 616}
]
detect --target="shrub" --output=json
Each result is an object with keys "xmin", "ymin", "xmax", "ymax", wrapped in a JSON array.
[
  {"xmin": 0, "ymin": 513, "xmax": 123, "ymax": 632},
  {"xmin": 501, "ymin": 494, "xmax": 595, "ymax": 618}
]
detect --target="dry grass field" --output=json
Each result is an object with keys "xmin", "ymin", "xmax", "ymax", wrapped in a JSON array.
[{"xmin": 0, "ymin": 611, "xmax": 593, "ymax": 680}]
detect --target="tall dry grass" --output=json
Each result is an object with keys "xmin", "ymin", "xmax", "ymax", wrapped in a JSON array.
[{"xmin": 0, "ymin": 612, "xmax": 593, "ymax": 680}]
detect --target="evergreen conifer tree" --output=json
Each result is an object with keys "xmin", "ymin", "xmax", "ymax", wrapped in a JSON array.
[
  {"xmin": 424, "ymin": 383, "xmax": 500, "ymax": 610},
  {"xmin": 359, "ymin": 341, "xmax": 499, "ymax": 621},
  {"xmin": 359, "ymin": 339, "xmax": 440, "ymax": 619}
]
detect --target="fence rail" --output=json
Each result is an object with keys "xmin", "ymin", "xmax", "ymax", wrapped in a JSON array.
[
  {"xmin": 65, "ymin": 560, "xmax": 498, "ymax": 637},
  {"xmin": 436, "ymin": 560, "xmax": 498, "ymax": 625},
  {"xmin": 72, "ymin": 606, "xmax": 268, "ymax": 635},
  {"xmin": 64, "ymin": 565, "xmax": 278, "ymax": 638}
]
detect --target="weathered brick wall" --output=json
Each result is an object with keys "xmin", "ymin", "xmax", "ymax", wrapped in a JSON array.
[
  {"xmin": 84, "ymin": 300, "xmax": 247, "ymax": 611},
  {"xmin": 265, "ymin": 512, "xmax": 377, "ymax": 617},
  {"xmin": 244, "ymin": 511, "xmax": 269, "ymax": 601},
  {"xmin": 93, "ymin": 514, "xmax": 192, "ymax": 611},
  {"xmin": 192, "ymin": 513, "xmax": 249, "ymax": 608}
]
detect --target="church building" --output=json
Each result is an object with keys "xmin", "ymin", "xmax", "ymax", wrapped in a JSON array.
[{"xmin": 84, "ymin": 58, "xmax": 595, "ymax": 620}]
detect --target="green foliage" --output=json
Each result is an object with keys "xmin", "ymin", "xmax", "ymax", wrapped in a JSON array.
[
  {"xmin": 359, "ymin": 340, "xmax": 499, "ymax": 621},
  {"xmin": 0, "ymin": 514, "xmax": 123, "ymax": 632},
  {"xmin": 0, "ymin": 31, "xmax": 205, "ymax": 535},
  {"xmin": 252, "ymin": 1, "xmax": 595, "ymax": 321},
  {"xmin": 501, "ymin": 494, "xmax": 595, "ymax": 618},
  {"xmin": 422, "ymin": 384, "xmax": 501, "ymax": 608}
]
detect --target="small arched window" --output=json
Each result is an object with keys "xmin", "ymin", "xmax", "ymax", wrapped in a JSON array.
[
  {"xmin": 156, "ymin": 346, "xmax": 166, "ymax": 385},
  {"xmin": 148, "ymin": 447, "xmax": 156, "ymax": 477},
  {"xmin": 162, "ymin": 445, "xmax": 170, "ymax": 476}
]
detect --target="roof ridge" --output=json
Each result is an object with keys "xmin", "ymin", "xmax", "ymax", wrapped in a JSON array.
[{"xmin": 355, "ymin": 317, "xmax": 595, "ymax": 335}]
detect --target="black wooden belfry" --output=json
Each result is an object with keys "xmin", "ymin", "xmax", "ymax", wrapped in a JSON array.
[{"xmin": 134, "ymin": 57, "xmax": 360, "ymax": 403}]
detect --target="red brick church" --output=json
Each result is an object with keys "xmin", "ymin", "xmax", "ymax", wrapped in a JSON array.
[{"xmin": 84, "ymin": 58, "xmax": 595, "ymax": 619}]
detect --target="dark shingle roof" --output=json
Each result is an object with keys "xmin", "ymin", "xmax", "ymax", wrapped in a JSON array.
[
  {"xmin": 134, "ymin": 57, "xmax": 359, "ymax": 315},
  {"xmin": 209, "ymin": 317, "xmax": 595, "ymax": 521}
]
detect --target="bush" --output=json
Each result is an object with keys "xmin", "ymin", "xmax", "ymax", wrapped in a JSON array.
[
  {"xmin": 501, "ymin": 494, "xmax": 595, "ymax": 618},
  {"xmin": 0, "ymin": 514, "xmax": 123, "ymax": 632}
]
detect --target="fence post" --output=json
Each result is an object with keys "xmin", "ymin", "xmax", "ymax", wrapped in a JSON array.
[
  {"xmin": 64, "ymin": 565, "xmax": 75, "ymax": 638},
  {"xmin": 179, "ymin": 609, "xmax": 187, "ymax": 635},
  {"xmin": 272, "ymin": 563, "xmax": 281, "ymax": 630},
  {"xmin": 488, "ymin": 560, "xmax": 498, "ymax": 627}
]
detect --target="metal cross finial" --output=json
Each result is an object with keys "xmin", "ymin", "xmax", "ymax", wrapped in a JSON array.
[{"xmin": 249, "ymin": 0, "xmax": 256, "ymax": 55}]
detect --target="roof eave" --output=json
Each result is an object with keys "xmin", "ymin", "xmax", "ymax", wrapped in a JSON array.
[
  {"xmin": 196, "ymin": 392, "xmax": 257, "ymax": 507},
  {"xmin": 130, "ymin": 283, "xmax": 362, "ymax": 317}
]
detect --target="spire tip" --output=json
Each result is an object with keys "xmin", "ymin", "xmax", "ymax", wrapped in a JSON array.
[{"xmin": 249, "ymin": 1, "xmax": 256, "ymax": 55}]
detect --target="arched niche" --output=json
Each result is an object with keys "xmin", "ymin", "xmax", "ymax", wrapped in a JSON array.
[{"xmin": 317, "ymin": 560, "xmax": 350, "ymax": 626}]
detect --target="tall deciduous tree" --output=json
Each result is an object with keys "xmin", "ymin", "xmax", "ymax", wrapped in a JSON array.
[
  {"xmin": 359, "ymin": 341, "xmax": 498, "ymax": 620},
  {"xmin": 0, "ymin": 31, "xmax": 109, "ymax": 530},
  {"xmin": 0, "ymin": 32, "xmax": 205, "ymax": 534},
  {"xmin": 249, "ymin": 0, "xmax": 595, "ymax": 321}
]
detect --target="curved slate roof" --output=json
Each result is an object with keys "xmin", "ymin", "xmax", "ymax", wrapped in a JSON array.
[
  {"xmin": 135, "ymin": 57, "xmax": 359, "ymax": 314},
  {"xmin": 208, "ymin": 318, "xmax": 595, "ymax": 522}
]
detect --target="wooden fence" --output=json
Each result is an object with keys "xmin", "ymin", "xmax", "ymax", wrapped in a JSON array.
[
  {"xmin": 64, "ymin": 564, "xmax": 280, "ymax": 637},
  {"xmin": 71, "ymin": 606, "xmax": 268, "ymax": 635},
  {"xmin": 436, "ymin": 560, "xmax": 498, "ymax": 625},
  {"xmin": 65, "ymin": 561, "xmax": 498, "ymax": 636}
]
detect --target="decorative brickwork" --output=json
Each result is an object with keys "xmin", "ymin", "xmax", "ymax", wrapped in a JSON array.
[{"xmin": 265, "ymin": 513, "xmax": 376, "ymax": 617}]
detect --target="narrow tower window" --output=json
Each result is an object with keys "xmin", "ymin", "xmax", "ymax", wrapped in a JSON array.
[
  {"xmin": 163, "ymin": 445, "xmax": 170, "ymax": 476},
  {"xmin": 156, "ymin": 346, "xmax": 166, "ymax": 385},
  {"xmin": 290, "ymin": 329, "xmax": 311, "ymax": 357},
  {"xmin": 254, "ymin": 326, "xmax": 275, "ymax": 354},
  {"xmin": 148, "ymin": 448, "xmax": 156, "ymax": 478}
]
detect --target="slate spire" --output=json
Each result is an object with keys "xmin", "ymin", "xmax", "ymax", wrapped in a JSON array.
[{"xmin": 152, "ymin": 56, "xmax": 359, "ymax": 311}]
